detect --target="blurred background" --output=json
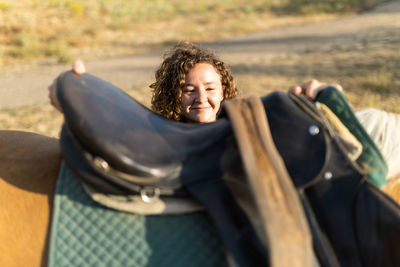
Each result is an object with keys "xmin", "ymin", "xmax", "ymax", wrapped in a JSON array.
[{"xmin": 0, "ymin": 0, "xmax": 398, "ymax": 137}]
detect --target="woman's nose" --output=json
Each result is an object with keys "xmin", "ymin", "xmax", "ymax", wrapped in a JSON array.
[{"xmin": 196, "ymin": 88, "xmax": 207, "ymax": 103}]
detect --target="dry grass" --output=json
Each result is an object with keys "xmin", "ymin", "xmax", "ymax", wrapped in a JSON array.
[
  {"xmin": 233, "ymin": 43, "xmax": 400, "ymax": 112},
  {"xmin": 0, "ymin": 0, "xmax": 340, "ymax": 67}
]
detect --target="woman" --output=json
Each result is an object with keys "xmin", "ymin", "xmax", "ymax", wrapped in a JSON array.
[{"xmin": 150, "ymin": 42, "xmax": 238, "ymax": 122}]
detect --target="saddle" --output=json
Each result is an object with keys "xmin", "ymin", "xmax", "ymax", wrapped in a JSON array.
[
  {"xmin": 57, "ymin": 70, "xmax": 236, "ymax": 213},
  {"xmin": 56, "ymin": 70, "xmax": 400, "ymax": 267}
]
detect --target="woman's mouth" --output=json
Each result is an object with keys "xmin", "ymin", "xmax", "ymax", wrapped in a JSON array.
[{"xmin": 191, "ymin": 106, "xmax": 211, "ymax": 111}]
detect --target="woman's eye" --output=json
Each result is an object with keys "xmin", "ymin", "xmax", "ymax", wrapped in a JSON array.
[
  {"xmin": 184, "ymin": 88, "xmax": 194, "ymax": 94},
  {"xmin": 206, "ymin": 87, "xmax": 215, "ymax": 91}
]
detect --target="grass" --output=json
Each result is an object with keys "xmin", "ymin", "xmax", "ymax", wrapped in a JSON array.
[
  {"xmin": 284, "ymin": 0, "xmax": 391, "ymax": 13},
  {"xmin": 1, "ymin": 0, "xmax": 379, "ymax": 67},
  {"xmin": 232, "ymin": 42, "xmax": 400, "ymax": 111},
  {"xmin": 363, "ymin": 70, "xmax": 395, "ymax": 93}
]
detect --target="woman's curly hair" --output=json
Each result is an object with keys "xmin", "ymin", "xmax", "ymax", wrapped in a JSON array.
[{"xmin": 150, "ymin": 42, "xmax": 238, "ymax": 121}]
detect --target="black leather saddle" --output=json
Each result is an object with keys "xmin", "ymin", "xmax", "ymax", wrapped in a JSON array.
[{"xmin": 56, "ymin": 71, "xmax": 328, "ymax": 197}]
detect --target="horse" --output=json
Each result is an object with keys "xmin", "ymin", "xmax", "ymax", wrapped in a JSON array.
[
  {"xmin": 0, "ymin": 130, "xmax": 61, "ymax": 267},
  {"xmin": 1, "ymin": 74, "xmax": 400, "ymax": 267}
]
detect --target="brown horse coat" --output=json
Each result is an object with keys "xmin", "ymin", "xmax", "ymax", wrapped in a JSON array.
[{"xmin": 0, "ymin": 131, "xmax": 61, "ymax": 267}]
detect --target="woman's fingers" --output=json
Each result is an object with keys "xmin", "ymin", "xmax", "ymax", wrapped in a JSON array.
[
  {"xmin": 289, "ymin": 85, "xmax": 303, "ymax": 95},
  {"xmin": 335, "ymin": 84, "xmax": 343, "ymax": 92},
  {"xmin": 72, "ymin": 59, "xmax": 86, "ymax": 75},
  {"xmin": 289, "ymin": 79, "xmax": 343, "ymax": 100},
  {"xmin": 48, "ymin": 59, "xmax": 86, "ymax": 113},
  {"xmin": 301, "ymin": 79, "xmax": 324, "ymax": 99},
  {"xmin": 289, "ymin": 80, "xmax": 321, "ymax": 98}
]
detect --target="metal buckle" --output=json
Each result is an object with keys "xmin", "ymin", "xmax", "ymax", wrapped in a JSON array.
[{"xmin": 140, "ymin": 187, "xmax": 161, "ymax": 203}]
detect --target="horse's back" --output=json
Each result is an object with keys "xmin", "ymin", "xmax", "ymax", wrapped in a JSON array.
[{"xmin": 0, "ymin": 130, "xmax": 61, "ymax": 267}]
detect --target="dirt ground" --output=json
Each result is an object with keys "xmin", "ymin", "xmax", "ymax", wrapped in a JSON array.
[{"xmin": 0, "ymin": 1, "xmax": 399, "ymax": 138}]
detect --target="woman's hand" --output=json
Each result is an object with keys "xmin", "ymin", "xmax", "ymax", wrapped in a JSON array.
[
  {"xmin": 289, "ymin": 79, "xmax": 342, "ymax": 100},
  {"xmin": 71, "ymin": 60, "xmax": 86, "ymax": 75},
  {"xmin": 48, "ymin": 60, "xmax": 86, "ymax": 112}
]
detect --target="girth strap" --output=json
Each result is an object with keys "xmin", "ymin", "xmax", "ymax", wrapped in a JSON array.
[{"xmin": 224, "ymin": 95, "xmax": 313, "ymax": 267}]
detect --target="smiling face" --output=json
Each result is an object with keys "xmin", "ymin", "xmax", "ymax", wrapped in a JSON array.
[{"xmin": 181, "ymin": 63, "xmax": 224, "ymax": 123}]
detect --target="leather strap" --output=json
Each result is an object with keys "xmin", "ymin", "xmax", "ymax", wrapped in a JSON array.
[{"xmin": 224, "ymin": 95, "xmax": 313, "ymax": 267}]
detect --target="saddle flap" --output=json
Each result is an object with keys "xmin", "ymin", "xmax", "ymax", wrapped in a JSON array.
[
  {"xmin": 354, "ymin": 180, "xmax": 400, "ymax": 266},
  {"xmin": 262, "ymin": 92, "xmax": 328, "ymax": 188}
]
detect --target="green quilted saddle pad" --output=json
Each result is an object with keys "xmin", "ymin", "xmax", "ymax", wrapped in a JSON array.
[{"xmin": 48, "ymin": 162, "xmax": 228, "ymax": 267}]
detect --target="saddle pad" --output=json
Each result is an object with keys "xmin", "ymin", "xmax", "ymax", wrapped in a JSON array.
[{"xmin": 48, "ymin": 162, "xmax": 228, "ymax": 267}]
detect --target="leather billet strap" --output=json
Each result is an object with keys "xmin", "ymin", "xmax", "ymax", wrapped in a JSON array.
[{"xmin": 224, "ymin": 95, "xmax": 313, "ymax": 267}]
